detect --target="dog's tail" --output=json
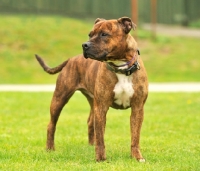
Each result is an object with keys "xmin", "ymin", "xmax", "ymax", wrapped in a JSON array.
[{"xmin": 35, "ymin": 54, "xmax": 68, "ymax": 75}]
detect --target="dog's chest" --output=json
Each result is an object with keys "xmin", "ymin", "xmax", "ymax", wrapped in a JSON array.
[{"xmin": 113, "ymin": 74, "xmax": 134, "ymax": 108}]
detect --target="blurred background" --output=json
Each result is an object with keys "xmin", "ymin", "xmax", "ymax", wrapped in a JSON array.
[
  {"xmin": 0, "ymin": 1, "xmax": 200, "ymax": 170},
  {"xmin": 0, "ymin": 0, "xmax": 200, "ymax": 83},
  {"xmin": 1, "ymin": 0, "xmax": 200, "ymax": 26}
]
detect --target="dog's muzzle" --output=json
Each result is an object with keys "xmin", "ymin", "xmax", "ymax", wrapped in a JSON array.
[
  {"xmin": 82, "ymin": 42, "xmax": 91, "ymax": 59},
  {"xmin": 82, "ymin": 42, "xmax": 107, "ymax": 61}
]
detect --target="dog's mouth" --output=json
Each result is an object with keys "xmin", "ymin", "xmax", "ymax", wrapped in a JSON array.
[{"xmin": 83, "ymin": 51, "xmax": 108, "ymax": 61}]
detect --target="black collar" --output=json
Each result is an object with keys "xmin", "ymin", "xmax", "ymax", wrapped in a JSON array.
[
  {"xmin": 106, "ymin": 60, "xmax": 140, "ymax": 76},
  {"xmin": 106, "ymin": 49, "xmax": 140, "ymax": 76}
]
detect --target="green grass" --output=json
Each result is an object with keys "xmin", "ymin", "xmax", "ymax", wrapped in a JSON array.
[
  {"xmin": 0, "ymin": 14, "xmax": 200, "ymax": 83},
  {"xmin": 0, "ymin": 92, "xmax": 199, "ymax": 170},
  {"xmin": 0, "ymin": 14, "xmax": 92, "ymax": 83}
]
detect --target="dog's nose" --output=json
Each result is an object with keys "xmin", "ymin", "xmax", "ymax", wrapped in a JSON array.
[{"xmin": 82, "ymin": 42, "xmax": 91, "ymax": 50}]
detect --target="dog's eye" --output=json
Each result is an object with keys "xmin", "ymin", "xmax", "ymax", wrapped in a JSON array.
[{"xmin": 101, "ymin": 32, "xmax": 108, "ymax": 37}]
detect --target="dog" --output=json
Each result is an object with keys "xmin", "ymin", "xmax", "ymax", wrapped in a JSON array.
[{"xmin": 35, "ymin": 16, "xmax": 148, "ymax": 162}]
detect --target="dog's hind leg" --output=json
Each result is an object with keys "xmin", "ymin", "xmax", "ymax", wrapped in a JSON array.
[
  {"xmin": 81, "ymin": 92, "xmax": 95, "ymax": 146},
  {"xmin": 46, "ymin": 85, "xmax": 75, "ymax": 151}
]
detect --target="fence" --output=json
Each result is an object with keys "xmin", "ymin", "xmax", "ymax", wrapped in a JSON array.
[
  {"xmin": 0, "ymin": 0, "xmax": 199, "ymax": 25},
  {"xmin": 0, "ymin": 0, "xmax": 131, "ymax": 19},
  {"xmin": 138, "ymin": 0, "xmax": 200, "ymax": 25}
]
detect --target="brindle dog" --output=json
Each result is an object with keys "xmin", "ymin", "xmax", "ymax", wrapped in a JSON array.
[{"xmin": 36, "ymin": 17, "xmax": 148, "ymax": 162}]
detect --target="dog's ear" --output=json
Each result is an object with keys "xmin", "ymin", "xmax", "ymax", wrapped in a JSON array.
[
  {"xmin": 95, "ymin": 18, "xmax": 106, "ymax": 24},
  {"xmin": 117, "ymin": 17, "xmax": 137, "ymax": 34}
]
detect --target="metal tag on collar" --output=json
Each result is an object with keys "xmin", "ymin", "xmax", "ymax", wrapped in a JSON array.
[
  {"xmin": 125, "ymin": 65, "xmax": 136, "ymax": 76},
  {"xmin": 137, "ymin": 62, "xmax": 140, "ymax": 70},
  {"xmin": 125, "ymin": 70, "xmax": 131, "ymax": 76}
]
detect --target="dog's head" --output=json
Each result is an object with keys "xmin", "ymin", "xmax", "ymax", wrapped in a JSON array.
[{"xmin": 82, "ymin": 17, "xmax": 137, "ymax": 62}]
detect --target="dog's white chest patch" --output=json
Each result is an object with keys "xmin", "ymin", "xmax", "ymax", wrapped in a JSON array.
[{"xmin": 113, "ymin": 74, "xmax": 134, "ymax": 108}]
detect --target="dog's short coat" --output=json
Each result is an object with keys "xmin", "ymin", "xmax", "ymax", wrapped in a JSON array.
[{"xmin": 36, "ymin": 17, "xmax": 148, "ymax": 162}]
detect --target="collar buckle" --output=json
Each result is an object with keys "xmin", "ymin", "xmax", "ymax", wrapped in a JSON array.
[{"xmin": 125, "ymin": 61, "xmax": 140, "ymax": 76}]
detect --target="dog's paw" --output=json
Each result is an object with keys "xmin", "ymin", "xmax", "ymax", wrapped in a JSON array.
[
  {"xmin": 96, "ymin": 157, "xmax": 106, "ymax": 162},
  {"xmin": 96, "ymin": 153, "xmax": 106, "ymax": 162},
  {"xmin": 95, "ymin": 145, "xmax": 106, "ymax": 162},
  {"xmin": 138, "ymin": 158, "xmax": 145, "ymax": 163}
]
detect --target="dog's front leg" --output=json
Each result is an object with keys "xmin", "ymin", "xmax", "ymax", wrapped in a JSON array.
[
  {"xmin": 130, "ymin": 105, "xmax": 145, "ymax": 162},
  {"xmin": 87, "ymin": 108, "xmax": 95, "ymax": 145},
  {"xmin": 93, "ymin": 99, "xmax": 108, "ymax": 162}
]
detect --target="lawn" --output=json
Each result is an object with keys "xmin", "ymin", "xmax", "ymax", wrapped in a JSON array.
[
  {"xmin": 0, "ymin": 92, "xmax": 199, "ymax": 170},
  {"xmin": 0, "ymin": 14, "xmax": 200, "ymax": 83},
  {"xmin": 0, "ymin": 14, "xmax": 199, "ymax": 171}
]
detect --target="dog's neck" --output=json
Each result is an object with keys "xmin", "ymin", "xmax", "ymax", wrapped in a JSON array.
[
  {"xmin": 110, "ymin": 55, "xmax": 136, "ymax": 67},
  {"xmin": 106, "ymin": 49, "xmax": 140, "ymax": 69},
  {"xmin": 105, "ymin": 49, "xmax": 140, "ymax": 76}
]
